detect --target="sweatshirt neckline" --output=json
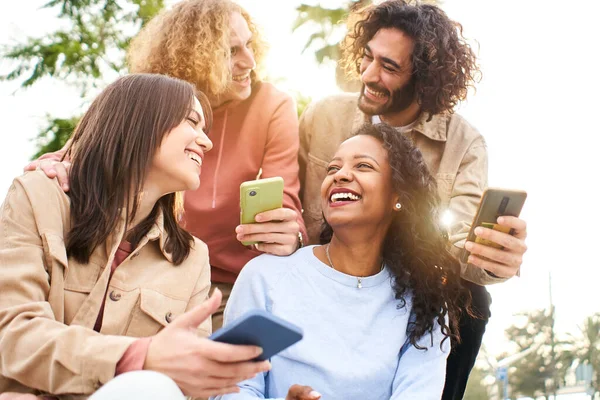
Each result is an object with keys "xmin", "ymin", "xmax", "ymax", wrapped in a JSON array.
[
  {"xmin": 304, "ymin": 245, "xmax": 391, "ymax": 289},
  {"xmin": 212, "ymin": 81, "xmax": 262, "ymax": 114}
]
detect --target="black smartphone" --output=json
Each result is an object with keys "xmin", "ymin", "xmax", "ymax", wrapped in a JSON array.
[
  {"xmin": 461, "ymin": 188, "xmax": 527, "ymax": 263},
  {"xmin": 209, "ymin": 309, "xmax": 303, "ymax": 361}
]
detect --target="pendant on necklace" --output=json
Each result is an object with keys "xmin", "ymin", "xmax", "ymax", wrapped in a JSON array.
[{"xmin": 357, "ymin": 278, "xmax": 362, "ymax": 289}]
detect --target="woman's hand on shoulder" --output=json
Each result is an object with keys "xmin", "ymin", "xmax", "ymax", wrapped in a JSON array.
[
  {"xmin": 144, "ymin": 289, "xmax": 271, "ymax": 398},
  {"xmin": 286, "ymin": 385, "xmax": 321, "ymax": 400},
  {"xmin": 235, "ymin": 208, "xmax": 301, "ymax": 256},
  {"xmin": 24, "ymin": 150, "xmax": 71, "ymax": 193}
]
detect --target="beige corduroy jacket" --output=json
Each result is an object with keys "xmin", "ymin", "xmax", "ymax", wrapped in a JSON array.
[{"xmin": 0, "ymin": 171, "xmax": 211, "ymax": 398}]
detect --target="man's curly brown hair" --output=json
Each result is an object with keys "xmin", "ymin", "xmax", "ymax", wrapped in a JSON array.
[
  {"xmin": 341, "ymin": 0, "xmax": 481, "ymax": 117},
  {"xmin": 127, "ymin": 0, "xmax": 267, "ymax": 101}
]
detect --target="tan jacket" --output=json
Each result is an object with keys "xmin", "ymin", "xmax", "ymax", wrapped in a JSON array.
[
  {"xmin": 0, "ymin": 171, "xmax": 211, "ymax": 397},
  {"xmin": 299, "ymin": 93, "xmax": 505, "ymax": 285}
]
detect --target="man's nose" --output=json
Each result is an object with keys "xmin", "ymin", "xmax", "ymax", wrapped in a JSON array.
[
  {"xmin": 361, "ymin": 61, "xmax": 379, "ymax": 84},
  {"xmin": 237, "ymin": 47, "xmax": 256, "ymax": 71}
]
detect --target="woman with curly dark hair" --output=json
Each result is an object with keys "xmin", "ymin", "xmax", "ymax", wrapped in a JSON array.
[
  {"xmin": 299, "ymin": 2, "xmax": 529, "ymax": 399},
  {"xmin": 215, "ymin": 123, "xmax": 465, "ymax": 400}
]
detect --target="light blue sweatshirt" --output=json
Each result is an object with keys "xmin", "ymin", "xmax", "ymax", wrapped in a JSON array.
[{"xmin": 212, "ymin": 246, "xmax": 449, "ymax": 400}]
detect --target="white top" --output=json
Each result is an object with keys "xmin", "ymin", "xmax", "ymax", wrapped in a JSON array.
[{"xmin": 212, "ymin": 246, "xmax": 450, "ymax": 400}]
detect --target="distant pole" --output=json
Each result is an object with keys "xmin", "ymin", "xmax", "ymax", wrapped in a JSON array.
[
  {"xmin": 549, "ymin": 271, "xmax": 558, "ymax": 399},
  {"xmin": 549, "ymin": 271, "xmax": 553, "ymax": 311}
]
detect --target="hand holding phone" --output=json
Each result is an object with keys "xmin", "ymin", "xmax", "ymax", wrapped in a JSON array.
[
  {"xmin": 210, "ymin": 309, "xmax": 304, "ymax": 361},
  {"xmin": 240, "ymin": 177, "xmax": 284, "ymax": 246},
  {"xmin": 461, "ymin": 188, "xmax": 527, "ymax": 264}
]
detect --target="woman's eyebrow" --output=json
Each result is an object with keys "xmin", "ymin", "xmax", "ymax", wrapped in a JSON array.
[
  {"xmin": 354, "ymin": 154, "xmax": 380, "ymax": 166},
  {"xmin": 190, "ymin": 109, "xmax": 203, "ymax": 123}
]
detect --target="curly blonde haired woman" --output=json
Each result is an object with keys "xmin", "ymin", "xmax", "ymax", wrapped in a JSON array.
[{"xmin": 28, "ymin": 0, "xmax": 307, "ymax": 331}]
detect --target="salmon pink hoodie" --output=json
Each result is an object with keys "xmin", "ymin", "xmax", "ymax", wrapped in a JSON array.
[{"xmin": 182, "ymin": 81, "xmax": 306, "ymax": 284}]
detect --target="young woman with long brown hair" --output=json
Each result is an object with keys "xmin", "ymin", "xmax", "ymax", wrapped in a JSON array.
[
  {"xmin": 27, "ymin": 0, "xmax": 306, "ymax": 333},
  {"xmin": 0, "ymin": 74, "xmax": 270, "ymax": 400}
]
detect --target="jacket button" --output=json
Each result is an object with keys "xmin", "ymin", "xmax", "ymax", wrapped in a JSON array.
[
  {"xmin": 109, "ymin": 291, "xmax": 121, "ymax": 301},
  {"xmin": 131, "ymin": 252, "xmax": 139, "ymax": 259},
  {"xmin": 165, "ymin": 312, "xmax": 173, "ymax": 323}
]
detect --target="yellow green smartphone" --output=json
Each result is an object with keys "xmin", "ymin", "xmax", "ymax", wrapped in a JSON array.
[
  {"xmin": 240, "ymin": 177, "xmax": 284, "ymax": 246},
  {"xmin": 461, "ymin": 188, "xmax": 527, "ymax": 263}
]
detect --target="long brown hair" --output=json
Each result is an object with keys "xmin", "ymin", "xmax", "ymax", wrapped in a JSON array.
[{"xmin": 65, "ymin": 73, "xmax": 213, "ymax": 265}]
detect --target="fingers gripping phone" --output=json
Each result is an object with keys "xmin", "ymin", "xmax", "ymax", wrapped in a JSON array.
[
  {"xmin": 209, "ymin": 309, "xmax": 304, "ymax": 361},
  {"xmin": 240, "ymin": 177, "xmax": 284, "ymax": 246},
  {"xmin": 461, "ymin": 188, "xmax": 527, "ymax": 263}
]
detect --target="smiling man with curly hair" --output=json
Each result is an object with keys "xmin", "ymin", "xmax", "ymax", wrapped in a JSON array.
[{"xmin": 299, "ymin": 2, "xmax": 528, "ymax": 399}]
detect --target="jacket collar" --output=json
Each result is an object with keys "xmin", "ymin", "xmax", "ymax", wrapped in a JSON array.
[
  {"xmin": 354, "ymin": 103, "xmax": 449, "ymax": 142},
  {"xmin": 145, "ymin": 208, "xmax": 174, "ymax": 263},
  {"xmin": 106, "ymin": 207, "xmax": 174, "ymax": 263}
]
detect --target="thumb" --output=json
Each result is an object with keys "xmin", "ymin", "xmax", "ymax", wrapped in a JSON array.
[
  {"xmin": 170, "ymin": 287, "xmax": 222, "ymax": 329},
  {"xmin": 288, "ymin": 385, "xmax": 321, "ymax": 400}
]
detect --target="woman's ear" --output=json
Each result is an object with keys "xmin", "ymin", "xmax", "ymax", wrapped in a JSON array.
[{"xmin": 393, "ymin": 196, "xmax": 402, "ymax": 212}]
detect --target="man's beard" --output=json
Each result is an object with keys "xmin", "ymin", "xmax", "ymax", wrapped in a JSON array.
[{"xmin": 358, "ymin": 78, "xmax": 416, "ymax": 117}]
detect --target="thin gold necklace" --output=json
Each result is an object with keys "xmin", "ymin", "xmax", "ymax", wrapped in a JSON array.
[{"xmin": 325, "ymin": 244, "xmax": 384, "ymax": 289}]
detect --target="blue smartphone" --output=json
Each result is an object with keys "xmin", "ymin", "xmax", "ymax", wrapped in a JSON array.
[{"xmin": 209, "ymin": 309, "xmax": 303, "ymax": 361}]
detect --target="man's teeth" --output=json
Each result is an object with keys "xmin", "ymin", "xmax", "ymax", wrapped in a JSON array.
[
  {"xmin": 366, "ymin": 87, "xmax": 387, "ymax": 98},
  {"xmin": 232, "ymin": 73, "xmax": 250, "ymax": 82},
  {"xmin": 331, "ymin": 192, "xmax": 361, "ymax": 202},
  {"xmin": 186, "ymin": 151, "xmax": 202, "ymax": 166}
]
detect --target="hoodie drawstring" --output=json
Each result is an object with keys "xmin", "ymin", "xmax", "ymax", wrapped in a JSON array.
[{"xmin": 212, "ymin": 109, "xmax": 228, "ymax": 208}]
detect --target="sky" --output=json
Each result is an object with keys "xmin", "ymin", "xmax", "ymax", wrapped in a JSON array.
[{"xmin": 1, "ymin": 0, "xmax": 599, "ymax": 361}]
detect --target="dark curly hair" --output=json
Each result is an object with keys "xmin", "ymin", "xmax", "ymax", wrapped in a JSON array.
[
  {"xmin": 341, "ymin": 0, "xmax": 481, "ymax": 118},
  {"xmin": 320, "ymin": 123, "xmax": 469, "ymax": 349}
]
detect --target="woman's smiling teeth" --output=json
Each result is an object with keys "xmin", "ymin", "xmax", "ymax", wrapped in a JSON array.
[
  {"xmin": 186, "ymin": 150, "xmax": 202, "ymax": 166},
  {"xmin": 330, "ymin": 192, "xmax": 361, "ymax": 202},
  {"xmin": 232, "ymin": 73, "xmax": 250, "ymax": 82}
]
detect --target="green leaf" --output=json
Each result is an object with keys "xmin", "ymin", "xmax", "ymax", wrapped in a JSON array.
[
  {"xmin": 315, "ymin": 44, "xmax": 340, "ymax": 63},
  {"xmin": 301, "ymin": 32, "xmax": 327, "ymax": 53},
  {"xmin": 1, "ymin": 0, "xmax": 166, "ymax": 157},
  {"xmin": 31, "ymin": 115, "xmax": 80, "ymax": 160}
]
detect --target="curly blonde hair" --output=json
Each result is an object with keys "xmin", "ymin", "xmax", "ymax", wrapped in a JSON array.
[{"xmin": 127, "ymin": 0, "xmax": 267, "ymax": 101}]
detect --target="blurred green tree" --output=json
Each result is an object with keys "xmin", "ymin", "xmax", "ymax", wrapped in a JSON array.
[
  {"xmin": 463, "ymin": 365, "xmax": 491, "ymax": 400},
  {"xmin": 566, "ymin": 313, "xmax": 600, "ymax": 398},
  {"xmin": 293, "ymin": 0, "xmax": 370, "ymax": 92},
  {"xmin": 504, "ymin": 308, "xmax": 572, "ymax": 400},
  {"xmin": 1, "ymin": 0, "xmax": 165, "ymax": 157},
  {"xmin": 292, "ymin": 0, "xmax": 441, "ymax": 92}
]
